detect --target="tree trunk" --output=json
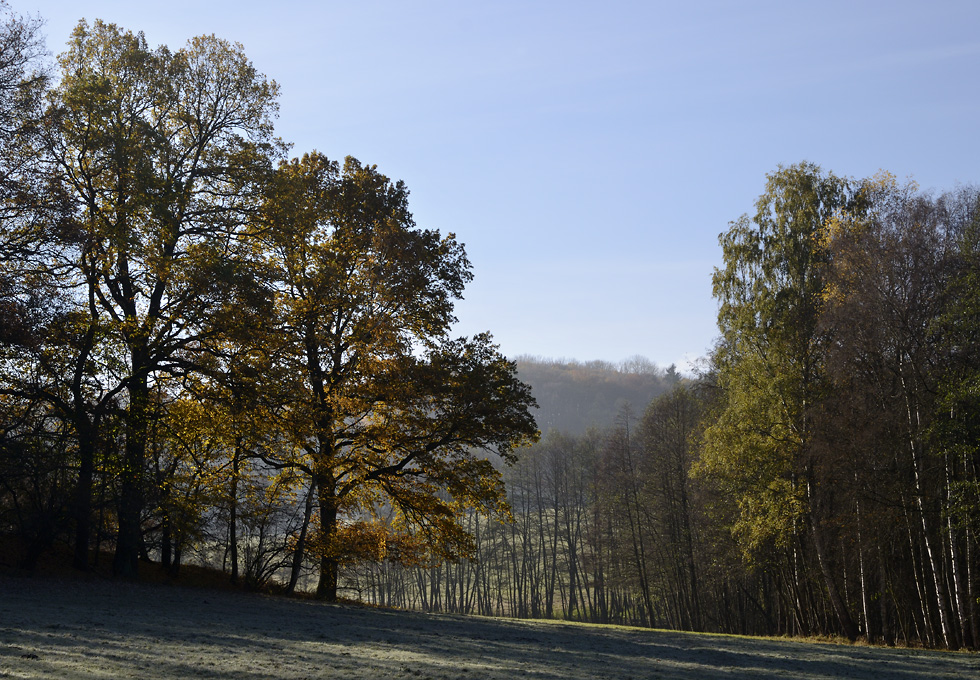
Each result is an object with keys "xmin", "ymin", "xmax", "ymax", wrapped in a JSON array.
[
  {"xmin": 287, "ymin": 477, "xmax": 317, "ymax": 594},
  {"xmin": 947, "ymin": 457, "xmax": 970, "ymax": 648},
  {"xmin": 113, "ymin": 373, "xmax": 149, "ymax": 579},
  {"xmin": 71, "ymin": 418, "xmax": 96, "ymax": 571},
  {"xmin": 315, "ymin": 471, "xmax": 339, "ymax": 600},
  {"xmin": 877, "ymin": 541, "xmax": 894, "ymax": 645},
  {"xmin": 966, "ymin": 524, "xmax": 980, "ymax": 649},
  {"xmin": 160, "ymin": 513, "xmax": 172, "ymax": 568},
  {"xmin": 902, "ymin": 368, "xmax": 957, "ymax": 648},
  {"xmin": 228, "ymin": 443, "xmax": 241, "ymax": 584},
  {"xmin": 807, "ymin": 476, "xmax": 859, "ymax": 641}
]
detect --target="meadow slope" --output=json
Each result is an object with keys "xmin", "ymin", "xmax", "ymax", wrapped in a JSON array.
[{"xmin": 1, "ymin": 576, "xmax": 978, "ymax": 679}]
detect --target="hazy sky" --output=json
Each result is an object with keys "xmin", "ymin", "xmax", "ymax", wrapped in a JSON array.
[{"xmin": 20, "ymin": 1, "xmax": 980, "ymax": 370}]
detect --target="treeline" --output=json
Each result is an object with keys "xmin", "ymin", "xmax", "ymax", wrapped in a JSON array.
[
  {"xmin": 346, "ymin": 166, "xmax": 980, "ymax": 651},
  {"xmin": 0, "ymin": 6, "xmax": 537, "ymax": 600},
  {"xmin": 343, "ymin": 395, "xmax": 715, "ymax": 629},
  {"xmin": 344, "ymin": 387, "xmax": 799, "ymax": 634}
]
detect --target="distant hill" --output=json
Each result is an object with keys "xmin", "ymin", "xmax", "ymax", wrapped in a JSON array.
[{"xmin": 514, "ymin": 356, "xmax": 679, "ymax": 435}]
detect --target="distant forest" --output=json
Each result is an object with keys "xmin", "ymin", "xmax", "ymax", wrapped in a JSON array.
[
  {"xmin": 3, "ymin": 5, "xmax": 980, "ymax": 653},
  {"xmin": 514, "ymin": 356, "xmax": 679, "ymax": 434}
]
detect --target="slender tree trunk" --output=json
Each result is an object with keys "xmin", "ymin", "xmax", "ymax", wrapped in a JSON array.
[
  {"xmin": 877, "ymin": 541, "xmax": 894, "ymax": 645},
  {"xmin": 678, "ymin": 449, "xmax": 701, "ymax": 630},
  {"xmin": 902, "ymin": 369, "xmax": 957, "ymax": 648},
  {"xmin": 911, "ymin": 439, "xmax": 956, "ymax": 648},
  {"xmin": 287, "ymin": 477, "xmax": 317, "ymax": 594},
  {"xmin": 228, "ymin": 443, "xmax": 241, "ymax": 584},
  {"xmin": 856, "ymin": 490, "xmax": 872, "ymax": 641},
  {"xmin": 620, "ymin": 417, "xmax": 656, "ymax": 628},
  {"xmin": 947, "ymin": 463, "xmax": 970, "ymax": 648},
  {"xmin": 72, "ymin": 419, "xmax": 96, "ymax": 571},
  {"xmin": 966, "ymin": 525, "xmax": 980, "ymax": 649},
  {"xmin": 903, "ymin": 500, "xmax": 934, "ymax": 646},
  {"xmin": 807, "ymin": 475, "xmax": 859, "ymax": 641}
]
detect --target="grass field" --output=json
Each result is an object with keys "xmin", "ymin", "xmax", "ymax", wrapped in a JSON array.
[{"xmin": 1, "ymin": 575, "xmax": 978, "ymax": 679}]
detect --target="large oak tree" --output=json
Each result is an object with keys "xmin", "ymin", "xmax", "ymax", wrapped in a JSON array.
[
  {"xmin": 41, "ymin": 20, "xmax": 279, "ymax": 577},
  {"xmin": 258, "ymin": 153, "xmax": 538, "ymax": 600}
]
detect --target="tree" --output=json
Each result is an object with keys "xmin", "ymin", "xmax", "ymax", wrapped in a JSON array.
[
  {"xmin": 40, "ymin": 20, "xmax": 279, "ymax": 577},
  {"xmin": 0, "ymin": 1, "xmax": 87, "ymax": 569},
  {"xmin": 258, "ymin": 152, "xmax": 538, "ymax": 599},
  {"xmin": 0, "ymin": 0, "xmax": 50, "ymax": 396},
  {"xmin": 0, "ymin": 0, "xmax": 46, "ymax": 231},
  {"xmin": 700, "ymin": 162, "xmax": 860, "ymax": 640},
  {"xmin": 823, "ymin": 177, "xmax": 978, "ymax": 648}
]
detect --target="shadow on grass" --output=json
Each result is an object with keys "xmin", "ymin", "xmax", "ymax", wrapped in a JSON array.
[{"xmin": 1, "ymin": 576, "xmax": 978, "ymax": 680}]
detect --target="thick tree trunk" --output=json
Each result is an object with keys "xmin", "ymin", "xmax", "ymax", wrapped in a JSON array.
[
  {"xmin": 113, "ymin": 374, "xmax": 149, "ymax": 579},
  {"xmin": 160, "ymin": 514, "xmax": 172, "ymax": 568},
  {"xmin": 169, "ymin": 541, "xmax": 182, "ymax": 576},
  {"xmin": 315, "ymin": 471, "xmax": 339, "ymax": 600}
]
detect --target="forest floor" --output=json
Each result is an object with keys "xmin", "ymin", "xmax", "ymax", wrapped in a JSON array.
[{"xmin": 2, "ymin": 574, "xmax": 979, "ymax": 679}]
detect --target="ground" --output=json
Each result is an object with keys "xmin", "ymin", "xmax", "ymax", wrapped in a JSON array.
[{"xmin": 1, "ymin": 576, "xmax": 978, "ymax": 679}]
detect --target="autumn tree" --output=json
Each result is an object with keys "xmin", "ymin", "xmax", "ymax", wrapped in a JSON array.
[
  {"xmin": 932, "ymin": 189, "xmax": 980, "ymax": 648},
  {"xmin": 38, "ymin": 20, "xmax": 279, "ymax": 577},
  {"xmin": 0, "ymin": 1, "xmax": 84, "ymax": 568},
  {"xmin": 700, "ymin": 162, "xmax": 860, "ymax": 640},
  {"xmin": 0, "ymin": 0, "xmax": 50, "ymax": 402},
  {"xmin": 257, "ymin": 152, "xmax": 538, "ymax": 600}
]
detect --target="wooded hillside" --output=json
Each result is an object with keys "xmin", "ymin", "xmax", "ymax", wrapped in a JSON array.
[{"xmin": 515, "ymin": 357, "xmax": 677, "ymax": 434}]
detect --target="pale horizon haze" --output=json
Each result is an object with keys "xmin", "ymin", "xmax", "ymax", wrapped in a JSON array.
[{"xmin": 18, "ymin": 1, "xmax": 980, "ymax": 371}]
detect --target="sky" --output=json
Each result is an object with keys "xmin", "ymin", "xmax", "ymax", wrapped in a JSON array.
[{"xmin": 18, "ymin": 1, "xmax": 980, "ymax": 371}]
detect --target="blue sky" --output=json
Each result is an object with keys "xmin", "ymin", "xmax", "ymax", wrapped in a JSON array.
[{"xmin": 21, "ymin": 1, "xmax": 980, "ymax": 370}]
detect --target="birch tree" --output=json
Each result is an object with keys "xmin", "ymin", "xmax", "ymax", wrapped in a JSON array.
[{"xmin": 700, "ymin": 162, "xmax": 860, "ymax": 640}]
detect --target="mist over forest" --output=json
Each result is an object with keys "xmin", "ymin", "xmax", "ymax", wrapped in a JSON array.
[{"xmin": 514, "ymin": 356, "xmax": 679, "ymax": 435}]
